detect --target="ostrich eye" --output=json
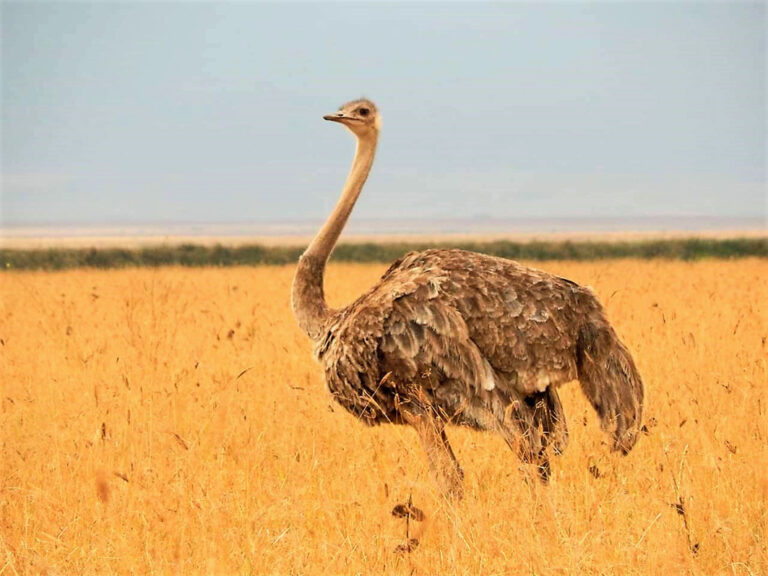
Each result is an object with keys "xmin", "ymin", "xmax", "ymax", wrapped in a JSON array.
[{"xmin": 358, "ymin": 107, "xmax": 370, "ymax": 117}]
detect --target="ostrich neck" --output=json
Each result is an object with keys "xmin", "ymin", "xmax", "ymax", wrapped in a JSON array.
[{"xmin": 292, "ymin": 131, "xmax": 378, "ymax": 341}]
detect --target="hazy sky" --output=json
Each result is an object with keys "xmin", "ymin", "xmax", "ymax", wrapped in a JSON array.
[{"xmin": 1, "ymin": 1, "xmax": 765, "ymax": 226}]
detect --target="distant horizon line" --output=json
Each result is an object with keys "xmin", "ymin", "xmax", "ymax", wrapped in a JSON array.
[
  {"xmin": 2, "ymin": 214, "xmax": 764, "ymax": 227},
  {"xmin": 2, "ymin": 215, "xmax": 764, "ymax": 239}
]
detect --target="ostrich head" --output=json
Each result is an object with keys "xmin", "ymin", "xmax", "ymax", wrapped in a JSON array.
[{"xmin": 323, "ymin": 98, "xmax": 380, "ymax": 136}]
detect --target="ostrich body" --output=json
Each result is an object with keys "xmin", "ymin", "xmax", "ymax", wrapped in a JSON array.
[{"xmin": 292, "ymin": 99, "xmax": 644, "ymax": 498}]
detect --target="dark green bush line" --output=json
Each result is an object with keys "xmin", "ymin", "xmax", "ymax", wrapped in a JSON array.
[{"xmin": 1, "ymin": 237, "xmax": 766, "ymax": 271}]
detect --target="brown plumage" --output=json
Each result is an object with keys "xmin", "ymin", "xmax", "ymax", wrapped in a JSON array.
[{"xmin": 292, "ymin": 98, "xmax": 644, "ymax": 499}]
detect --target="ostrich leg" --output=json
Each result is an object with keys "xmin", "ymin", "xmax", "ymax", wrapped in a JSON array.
[
  {"xmin": 496, "ymin": 398, "xmax": 552, "ymax": 483},
  {"xmin": 407, "ymin": 411, "xmax": 464, "ymax": 500}
]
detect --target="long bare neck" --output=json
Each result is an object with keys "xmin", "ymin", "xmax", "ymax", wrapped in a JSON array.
[{"xmin": 292, "ymin": 131, "xmax": 378, "ymax": 341}]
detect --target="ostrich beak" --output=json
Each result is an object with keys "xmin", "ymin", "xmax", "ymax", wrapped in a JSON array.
[{"xmin": 323, "ymin": 113, "xmax": 360, "ymax": 123}]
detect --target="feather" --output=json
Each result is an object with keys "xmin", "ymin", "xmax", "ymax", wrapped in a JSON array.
[{"xmin": 312, "ymin": 248, "xmax": 642, "ymax": 473}]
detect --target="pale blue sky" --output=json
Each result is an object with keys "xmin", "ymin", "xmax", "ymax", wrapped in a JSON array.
[{"xmin": 1, "ymin": 1, "xmax": 765, "ymax": 226}]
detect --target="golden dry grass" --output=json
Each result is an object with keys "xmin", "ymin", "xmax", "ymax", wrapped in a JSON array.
[{"xmin": 1, "ymin": 260, "xmax": 766, "ymax": 575}]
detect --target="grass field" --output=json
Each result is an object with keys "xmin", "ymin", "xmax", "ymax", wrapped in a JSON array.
[{"xmin": 1, "ymin": 260, "xmax": 766, "ymax": 574}]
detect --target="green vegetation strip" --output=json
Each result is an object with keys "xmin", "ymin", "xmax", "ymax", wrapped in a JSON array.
[{"xmin": 2, "ymin": 237, "xmax": 766, "ymax": 270}]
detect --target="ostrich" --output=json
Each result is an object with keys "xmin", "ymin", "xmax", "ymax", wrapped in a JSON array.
[{"xmin": 292, "ymin": 98, "xmax": 644, "ymax": 499}]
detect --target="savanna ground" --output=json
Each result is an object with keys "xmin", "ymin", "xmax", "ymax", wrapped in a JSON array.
[{"xmin": 1, "ymin": 259, "xmax": 766, "ymax": 575}]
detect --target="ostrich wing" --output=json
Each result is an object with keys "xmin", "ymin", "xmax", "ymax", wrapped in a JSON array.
[
  {"xmin": 318, "ymin": 249, "xmax": 601, "ymax": 423},
  {"xmin": 380, "ymin": 282, "xmax": 498, "ymax": 394},
  {"xmin": 316, "ymin": 252, "xmax": 502, "ymax": 421}
]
